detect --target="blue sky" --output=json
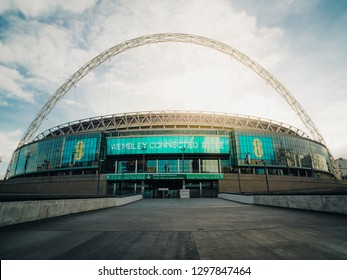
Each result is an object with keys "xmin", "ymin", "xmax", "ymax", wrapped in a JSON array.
[{"xmin": 0, "ymin": 0, "xmax": 346, "ymax": 177}]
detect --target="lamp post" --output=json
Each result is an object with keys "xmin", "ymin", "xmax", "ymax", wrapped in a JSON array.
[
  {"xmin": 180, "ymin": 147, "xmax": 186, "ymax": 173},
  {"xmin": 141, "ymin": 147, "xmax": 147, "ymax": 173},
  {"xmin": 236, "ymin": 167, "xmax": 241, "ymax": 193},
  {"xmin": 70, "ymin": 151, "xmax": 76, "ymax": 176},
  {"xmin": 121, "ymin": 169, "xmax": 127, "ymax": 193},
  {"xmin": 246, "ymin": 152, "xmax": 251, "ymax": 174},
  {"xmin": 97, "ymin": 159, "xmax": 104, "ymax": 195},
  {"xmin": 56, "ymin": 148, "xmax": 61, "ymax": 168},
  {"xmin": 262, "ymin": 159, "xmax": 269, "ymax": 192},
  {"xmin": 24, "ymin": 150, "xmax": 31, "ymax": 175}
]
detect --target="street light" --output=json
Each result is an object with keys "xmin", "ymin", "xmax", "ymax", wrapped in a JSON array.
[
  {"xmin": 246, "ymin": 152, "xmax": 251, "ymax": 174},
  {"xmin": 235, "ymin": 167, "xmax": 241, "ymax": 193},
  {"xmin": 24, "ymin": 150, "xmax": 31, "ymax": 175},
  {"xmin": 262, "ymin": 159, "xmax": 269, "ymax": 192},
  {"xmin": 97, "ymin": 159, "xmax": 104, "ymax": 195},
  {"xmin": 141, "ymin": 147, "xmax": 147, "ymax": 173},
  {"xmin": 70, "ymin": 151, "xmax": 76, "ymax": 175},
  {"xmin": 121, "ymin": 169, "xmax": 127, "ymax": 193},
  {"xmin": 180, "ymin": 147, "xmax": 185, "ymax": 173}
]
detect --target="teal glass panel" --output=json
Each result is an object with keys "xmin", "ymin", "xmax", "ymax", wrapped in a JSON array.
[
  {"xmin": 201, "ymin": 159, "xmax": 219, "ymax": 173},
  {"xmin": 8, "ymin": 150, "xmax": 19, "ymax": 176},
  {"xmin": 11, "ymin": 137, "xmax": 65, "ymax": 175},
  {"xmin": 107, "ymin": 135, "xmax": 230, "ymax": 155},
  {"xmin": 62, "ymin": 136, "xmax": 98, "ymax": 164},
  {"xmin": 179, "ymin": 159, "xmax": 193, "ymax": 173},
  {"xmin": 147, "ymin": 160, "xmax": 157, "ymax": 173},
  {"xmin": 158, "ymin": 160, "xmax": 178, "ymax": 173},
  {"xmin": 117, "ymin": 160, "xmax": 136, "ymax": 173},
  {"xmin": 15, "ymin": 146, "xmax": 30, "ymax": 175},
  {"xmin": 238, "ymin": 135, "xmax": 275, "ymax": 160}
]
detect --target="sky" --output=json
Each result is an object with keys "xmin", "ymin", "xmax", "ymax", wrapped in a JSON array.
[{"xmin": 0, "ymin": 0, "xmax": 346, "ymax": 178}]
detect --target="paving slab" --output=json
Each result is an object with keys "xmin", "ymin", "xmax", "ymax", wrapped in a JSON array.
[{"xmin": 0, "ymin": 198, "xmax": 347, "ymax": 259}]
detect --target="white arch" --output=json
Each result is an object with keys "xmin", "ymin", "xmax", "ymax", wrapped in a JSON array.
[{"xmin": 13, "ymin": 33, "xmax": 338, "ymax": 177}]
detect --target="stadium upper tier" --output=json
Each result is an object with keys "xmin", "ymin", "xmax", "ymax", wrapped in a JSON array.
[{"xmin": 34, "ymin": 111, "xmax": 310, "ymax": 142}]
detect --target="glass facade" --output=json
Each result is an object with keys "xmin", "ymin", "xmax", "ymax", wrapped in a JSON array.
[
  {"xmin": 234, "ymin": 130, "xmax": 332, "ymax": 173},
  {"xmin": 61, "ymin": 135, "xmax": 99, "ymax": 166},
  {"xmin": 9, "ymin": 133, "xmax": 102, "ymax": 177},
  {"xmin": 8, "ymin": 128, "xmax": 333, "ymax": 179}
]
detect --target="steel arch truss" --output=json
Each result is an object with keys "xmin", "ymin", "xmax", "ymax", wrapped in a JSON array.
[{"xmin": 15, "ymin": 33, "xmax": 339, "ymax": 177}]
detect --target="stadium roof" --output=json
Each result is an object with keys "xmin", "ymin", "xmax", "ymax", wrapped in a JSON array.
[{"xmin": 34, "ymin": 111, "xmax": 310, "ymax": 141}]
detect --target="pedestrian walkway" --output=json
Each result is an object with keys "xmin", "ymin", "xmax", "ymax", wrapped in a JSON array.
[{"xmin": 1, "ymin": 198, "xmax": 347, "ymax": 259}]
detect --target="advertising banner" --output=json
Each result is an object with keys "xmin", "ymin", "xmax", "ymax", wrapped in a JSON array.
[
  {"xmin": 107, "ymin": 135, "xmax": 230, "ymax": 155},
  {"xmin": 62, "ymin": 137, "xmax": 98, "ymax": 164},
  {"xmin": 238, "ymin": 135, "xmax": 275, "ymax": 161}
]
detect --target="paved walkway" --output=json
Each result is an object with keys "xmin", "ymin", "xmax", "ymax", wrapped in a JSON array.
[{"xmin": 1, "ymin": 198, "xmax": 347, "ymax": 259}]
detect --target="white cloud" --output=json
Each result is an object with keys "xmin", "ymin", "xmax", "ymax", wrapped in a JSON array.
[
  {"xmin": 0, "ymin": 0, "xmax": 12, "ymax": 12},
  {"xmin": 0, "ymin": 0, "xmax": 96, "ymax": 16},
  {"xmin": 1, "ymin": 22, "xmax": 80, "ymax": 81},
  {"xmin": 0, "ymin": 129, "xmax": 22, "ymax": 178},
  {"xmin": 0, "ymin": 65, "xmax": 34, "ymax": 102},
  {"xmin": 0, "ymin": 100, "xmax": 10, "ymax": 106}
]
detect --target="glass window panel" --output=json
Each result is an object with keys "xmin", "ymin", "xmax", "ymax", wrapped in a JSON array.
[
  {"xmin": 158, "ymin": 160, "xmax": 178, "ymax": 173},
  {"xmin": 201, "ymin": 160, "xmax": 219, "ymax": 173}
]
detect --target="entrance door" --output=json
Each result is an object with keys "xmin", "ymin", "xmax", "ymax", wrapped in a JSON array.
[
  {"xmin": 143, "ymin": 180, "xmax": 218, "ymax": 198},
  {"xmin": 187, "ymin": 181, "xmax": 218, "ymax": 198},
  {"xmin": 144, "ymin": 180, "xmax": 182, "ymax": 199}
]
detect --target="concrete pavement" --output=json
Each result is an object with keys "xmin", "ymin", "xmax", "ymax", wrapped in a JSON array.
[{"xmin": 1, "ymin": 198, "xmax": 347, "ymax": 259}]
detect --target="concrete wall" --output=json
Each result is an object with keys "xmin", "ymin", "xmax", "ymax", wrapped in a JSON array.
[
  {"xmin": 219, "ymin": 174, "xmax": 347, "ymax": 193},
  {"xmin": 0, "ymin": 194, "xmax": 142, "ymax": 227},
  {"xmin": 0, "ymin": 175, "xmax": 107, "ymax": 195},
  {"xmin": 219, "ymin": 193, "xmax": 254, "ymax": 204},
  {"xmin": 219, "ymin": 193, "xmax": 347, "ymax": 215},
  {"xmin": 254, "ymin": 195, "xmax": 347, "ymax": 214},
  {"xmin": 2, "ymin": 174, "xmax": 346, "ymax": 196}
]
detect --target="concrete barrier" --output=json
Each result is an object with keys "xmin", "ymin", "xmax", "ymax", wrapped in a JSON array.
[
  {"xmin": 0, "ymin": 195, "xmax": 142, "ymax": 227},
  {"xmin": 254, "ymin": 195, "xmax": 347, "ymax": 214},
  {"xmin": 219, "ymin": 193, "xmax": 347, "ymax": 215},
  {"xmin": 218, "ymin": 193, "xmax": 254, "ymax": 204}
]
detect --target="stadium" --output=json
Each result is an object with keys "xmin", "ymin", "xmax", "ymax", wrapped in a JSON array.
[
  {"xmin": 1, "ymin": 34, "xmax": 343, "ymax": 197},
  {"xmin": 4, "ymin": 110, "xmax": 339, "ymax": 198}
]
